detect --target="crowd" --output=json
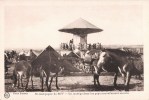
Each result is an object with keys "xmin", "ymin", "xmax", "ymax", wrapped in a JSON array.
[
  {"xmin": 60, "ymin": 39, "xmax": 75, "ymax": 50},
  {"xmin": 4, "ymin": 50, "xmax": 17, "ymax": 74},
  {"xmin": 60, "ymin": 39, "xmax": 102, "ymax": 51},
  {"xmin": 5, "ymin": 50, "xmax": 17, "ymax": 61}
]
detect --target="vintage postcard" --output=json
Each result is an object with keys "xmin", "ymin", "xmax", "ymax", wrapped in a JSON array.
[{"xmin": 0, "ymin": 0, "xmax": 149, "ymax": 100}]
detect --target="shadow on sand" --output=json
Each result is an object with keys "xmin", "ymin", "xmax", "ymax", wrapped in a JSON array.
[
  {"xmin": 5, "ymin": 82, "xmax": 143, "ymax": 92},
  {"xmin": 58, "ymin": 83, "xmax": 141, "ymax": 91},
  {"xmin": 26, "ymin": 88, "xmax": 42, "ymax": 92}
]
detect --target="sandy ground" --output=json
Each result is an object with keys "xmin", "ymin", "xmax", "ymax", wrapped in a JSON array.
[{"xmin": 5, "ymin": 64, "xmax": 143, "ymax": 92}]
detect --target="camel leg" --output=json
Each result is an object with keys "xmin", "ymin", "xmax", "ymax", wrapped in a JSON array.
[
  {"xmin": 125, "ymin": 72, "xmax": 131, "ymax": 91},
  {"xmin": 25, "ymin": 77, "xmax": 29, "ymax": 90},
  {"xmin": 124, "ymin": 74, "xmax": 126, "ymax": 84},
  {"xmin": 91, "ymin": 65, "xmax": 94, "ymax": 74},
  {"xmin": 55, "ymin": 75, "xmax": 60, "ymax": 89},
  {"xmin": 96, "ymin": 74, "xmax": 100, "ymax": 86},
  {"xmin": 113, "ymin": 71, "xmax": 118, "ymax": 87},
  {"xmin": 31, "ymin": 75, "xmax": 34, "ymax": 90},
  {"xmin": 40, "ymin": 75, "xmax": 44, "ymax": 91},
  {"xmin": 17, "ymin": 75, "xmax": 20, "ymax": 88},
  {"xmin": 93, "ymin": 74, "xmax": 96, "ymax": 86},
  {"xmin": 93, "ymin": 65, "xmax": 100, "ymax": 86},
  {"xmin": 30, "ymin": 69, "xmax": 34, "ymax": 90},
  {"xmin": 45, "ymin": 74, "xmax": 50, "ymax": 91},
  {"xmin": 13, "ymin": 73, "xmax": 17, "ymax": 87},
  {"xmin": 39, "ymin": 69, "xmax": 45, "ymax": 91},
  {"xmin": 21, "ymin": 75, "xmax": 23, "ymax": 87},
  {"xmin": 93, "ymin": 74, "xmax": 100, "ymax": 86},
  {"xmin": 119, "ymin": 67, "xmax": 126, "ymax": 87},
  {"xmin": 48, "ymin": 76, "xmax": 53, "ymax": 91},
  {"xmin": 25, "ymin": 69, "xmax": 31, "ymax": 90}
]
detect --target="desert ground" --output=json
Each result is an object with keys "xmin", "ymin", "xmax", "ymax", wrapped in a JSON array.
[{"xmin": 5, "ymin": 63, "xmax": 143, "ymax": 92}]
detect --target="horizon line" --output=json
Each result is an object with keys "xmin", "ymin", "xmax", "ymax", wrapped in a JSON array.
[{"xmin": 4, "ymin": 44, "xmax": 143, "ymax": 50}]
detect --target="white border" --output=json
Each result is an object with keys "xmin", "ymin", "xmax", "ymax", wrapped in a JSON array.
[{"xmin": 0, "ymin": 0, "xmax": 149, "ymax": 100}]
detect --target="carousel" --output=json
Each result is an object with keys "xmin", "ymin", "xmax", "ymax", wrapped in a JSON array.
[
  {"xmin": 59, "ymin": 18, "xmax": 103, "ymax": 73},
  {"xmin": 59, "ymin": 18, "xmax": 103, "ymax": 55}
]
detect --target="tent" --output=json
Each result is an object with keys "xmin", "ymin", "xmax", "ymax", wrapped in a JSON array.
[
  {"xmin": 66, "ymin": 51, "xmax": 80, "ymax": 58},
  {"xmin": 32, "ymin": 45, "xmax": 80, "ymax": 73}
]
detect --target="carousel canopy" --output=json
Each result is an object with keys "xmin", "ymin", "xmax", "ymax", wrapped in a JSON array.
[{"xmin": 58, "ymin": 18, "xmax": 103, "ymax": 35}]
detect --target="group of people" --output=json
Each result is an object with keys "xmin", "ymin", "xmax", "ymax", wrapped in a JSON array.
[
  {"xmin": 4, "ymin": 50, "xmax": 17, "ymax": 74},
  {"xmin": 87, "ymin": 43, "xmax": 101, "ymax": 50},
  {"xmin": 5, "ymin": 50, "xmax": 17, "ymax": 61},
  {"xmin": 60, "ymin": 39, "xmax": 102, "ymax": 51},
  {"xmin": 78, "ymin": 43, "xmax": 102, "ymax": 50},
  {"xmin": 60, "ymin": 39, "xmax": 75, "ymax": 50},
  {"xmin": 4, "ymin": 49, "xmax": 33, "ymax": 74},
  {"xmin": 60, "ymin": 43, "xmax": 69, "ymax": 50}
]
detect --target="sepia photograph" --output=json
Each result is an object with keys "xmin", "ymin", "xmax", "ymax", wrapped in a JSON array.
[{"xmin": 0, "ymin": 0, "xmax": 149, "ymax": 100}]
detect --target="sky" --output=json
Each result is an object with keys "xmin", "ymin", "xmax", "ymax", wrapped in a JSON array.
[{"xmin": 4, "ymin": 1, "xmax": 143, "ymax": 49}]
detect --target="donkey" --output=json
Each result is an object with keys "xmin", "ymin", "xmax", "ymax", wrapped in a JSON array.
[
  {"xmin": 94, "ymin": 49, "xmax": 142, "ymax": 91},
  {"xmin": 30, "ymin": 46, "xmax": 64, "ymax": 91},
  {"xmin": 31, "ymin": 63, "xmax": 64, "ymax": 91},
  {"xmin": 12, "ymin": 49, "xmax": 37, "ymax": 90},
  {"xmin": 12, "ymin": 60, "xmax": 33, "ymax": 90}
]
